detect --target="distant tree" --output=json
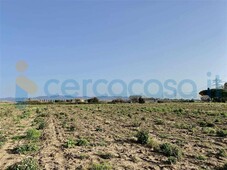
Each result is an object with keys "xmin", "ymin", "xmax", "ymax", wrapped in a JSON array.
[
  {"xmin": 129, "ymin": 95, "xmax": 141, "ymax": 103},
  {"xmin": 111, "ymin": 98, "xmax": 125, "ymax": 104},
  {"xmin": 138, "ymin": 97, "xmax": 145, "ymax": 104},
  {"xmin": 66, "ymin": 99, "xmax": 73, "ymax": 103},
  {"xmin": 199, "ymin": 88, "xmax": 227, "ymax": 102},
  {"xmin": 87, "ymin": 97, "xmax": 99, "ymax": 104}
]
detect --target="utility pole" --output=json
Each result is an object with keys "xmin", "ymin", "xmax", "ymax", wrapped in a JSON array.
[
  {"xmin": 213, "ymin": 75, "xmax": 223, "ymax": 100},
  {"xmin": 213, "ymin": 75, "xmax": 222, "ymax": 89}
]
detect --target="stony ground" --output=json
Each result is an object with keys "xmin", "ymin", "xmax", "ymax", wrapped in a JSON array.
[{"xmin": 0, "ymin": 102, "xmax": 226, "ymax": 170}]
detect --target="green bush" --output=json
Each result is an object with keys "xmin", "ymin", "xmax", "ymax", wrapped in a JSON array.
[
  {"xmin": 76, "ymin": 138, "xmax": 89, "ymax": 146},
  {"xmin": 166, "ymin": 156, "xmax": 177, "ymax": 164},
  {"xmin": 63, "ymin": 139, "xmax": 75, "ymax": 148},
  {"xmin": 135, "ymin": 130, "xmax": 149, "ymax": 145},
  {"xmin": 38, "ymin": 121, "xmax": 46, "ymax": 130},
  {"xmin": 159, "ymin": 143, "xmax": 182, "ymax": 159},
  {"xmin": 216, "ymin": 130, "xmax": 227, "ymax": 137}
]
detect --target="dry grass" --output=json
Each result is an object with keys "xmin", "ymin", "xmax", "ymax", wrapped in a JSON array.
[{"xmin": 0, "ymin": 102, "xmax": 226, "ymax": 169}]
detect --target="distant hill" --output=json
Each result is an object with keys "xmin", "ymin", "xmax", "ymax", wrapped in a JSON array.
[{"xmin": 0, "ymin": 95, "xmax": 129, "ymax": 102}]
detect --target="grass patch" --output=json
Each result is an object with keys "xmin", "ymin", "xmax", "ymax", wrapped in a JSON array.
[
  {"xmin": 7, "ymin": 157, "xmax": 40, "ymax": 170},
  {"xmin": 77, "ymin": 154, "xmax": 89, "ymax": 160},
  {"xmin": 37, "ymin": 121, "xmax": 46, "ymax": 130},
  {"xmin": 12, "ymin": 135, "xmax": 25, "ymax": 141},
  {"xmin": 166, "ymin": 156, "xmax": 177, "ymax": 164},
  {"xmin": 147, "ymin": 137, "xmax": 160, "ymax": 150},
  {"xmin": 98, "ymin": 152, "xmax": 113, "ymax": 159},
  {"xmin": 195, "ymin": 154, "xmax": 207, "ymax": 160},
  {"xmin": 89, "ymin": 162, "xmax": 112, "ymax": 170},
  {"xmin": 63, "ymin": 139, "xmax": 75, "ymax": 148},
  {"xmin": 33, "ymin": 117, "xmax": 47, "ymax": 130},
  {"xmin": 12, "ymin": 143, "xmax": 39, "ymax": 154},
  {"xmin": 19, "ymin": 111, "xmax": 31, "ymax": 119},
  {"xmin": 203, "ymin": 127, "xmax": 216, "ymax": 134},
  {"xmin": 68, "ymin": 123, "xmax": 76, "ymax": 132},
  {"xmin": 154, "ymin": 118, "xmax": 165, "ymax": 125},
  {"xmin": 217, "ymin": 149, "xmax": 227, "ymax": 158},
  {"xmin": 26, "ymin": 128, "xmax": 41, "ymax": 140},
  {"xmin": 198, "ymin": 121, "xmax": 215, "ymax": 127},
  {"xmin": 0, "ymin": 133, "xmax": 7, "ymax": 148}
]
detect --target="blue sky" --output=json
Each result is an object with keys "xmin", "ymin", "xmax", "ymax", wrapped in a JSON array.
[{"xmin": 0, "ymin": 0, "xmax": 227, "ymax": 98}]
